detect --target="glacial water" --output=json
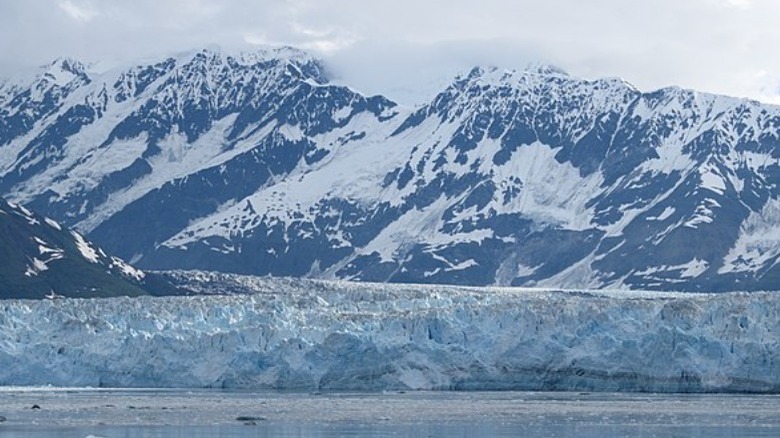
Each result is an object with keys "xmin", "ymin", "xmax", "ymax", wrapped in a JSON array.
[{"xmin": 1, "ymin": 389, "xmax": 779, "ymax": 437}]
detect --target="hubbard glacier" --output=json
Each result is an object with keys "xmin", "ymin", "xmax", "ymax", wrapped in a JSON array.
[{"xmin": 0, "ymin": 272, "xmax": 778, "ymax": 393}]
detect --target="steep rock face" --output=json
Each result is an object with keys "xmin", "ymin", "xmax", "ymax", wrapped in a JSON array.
[
  {"xmin": 3, "ymin": 50, "xmax": 780, "ymax": 291},
  {"xmin": 0, "ymin": 197, "xmax": 154, "ymax": 298}
]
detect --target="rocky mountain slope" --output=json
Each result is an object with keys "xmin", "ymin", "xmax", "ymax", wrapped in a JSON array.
[
  {"xmin": 0, "ymin": 196, "xmax": 171, "ymax": 298},
  {"xmin": 2, "ymin": 47, "xmax": 780, "ymax": 291}
]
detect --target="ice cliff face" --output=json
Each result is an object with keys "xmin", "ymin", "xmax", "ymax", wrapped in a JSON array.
[
  {"xmin": 0, "ymin": 273, "xmax": 778, "ymax": 392},
  {"xmin": 3, "ymin": 49, "xmax": 780, "ymax": 291}
]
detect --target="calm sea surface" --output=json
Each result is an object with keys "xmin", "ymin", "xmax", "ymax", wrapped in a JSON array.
[{"xmin": 0, "ymin": 388, "xmax": 778, "ymax": 437}]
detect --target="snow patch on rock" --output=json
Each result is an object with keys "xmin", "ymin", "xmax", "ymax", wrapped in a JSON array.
[
  {"xmin": 71, "ymin": 231, "xmax": 100, "ymax": 263},
  {"xmin": 720, "ymin": 198, "xmax": 780, "ymax": 275}
]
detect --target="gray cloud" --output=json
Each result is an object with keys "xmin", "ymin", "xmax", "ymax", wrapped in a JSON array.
[{"xmin": 1, "ymin": 0, "xmax": 779, "ymax": 104}]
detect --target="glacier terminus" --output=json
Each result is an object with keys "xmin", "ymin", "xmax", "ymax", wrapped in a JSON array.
[{"xmin": 0, "ymin": 273, "xmax": 778, "ymax": 392}]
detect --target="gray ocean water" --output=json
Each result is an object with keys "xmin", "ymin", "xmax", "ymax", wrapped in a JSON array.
[{"xmin": 1, "ymin": 389, "xmax": 779, "ymax": 437}]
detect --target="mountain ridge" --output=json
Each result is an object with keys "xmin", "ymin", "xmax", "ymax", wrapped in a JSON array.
[
  {"xmin": 3, "ymin": 47, "xmax": 780, "ymax": 291},
  {"xmin": 0, "ymin": 195, "xmax": 171, "ymax": 298}
]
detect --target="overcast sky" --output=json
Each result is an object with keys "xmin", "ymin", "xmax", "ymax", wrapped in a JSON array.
[{"xmin": 1, "ymin": 0, "xmax": 779, "ymax": 104}]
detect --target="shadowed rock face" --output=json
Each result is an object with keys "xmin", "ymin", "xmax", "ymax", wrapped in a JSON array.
[
  {"xmin": 0, "ymin": 196, "xmax": 177, "ymax": 298},
  {"xmin": 2, "ymin": 273, "xmax": 779, "ymax": 392},
  {"xmin": 4, "ymin": 50, "xmax": 780, "ymax": 291}
]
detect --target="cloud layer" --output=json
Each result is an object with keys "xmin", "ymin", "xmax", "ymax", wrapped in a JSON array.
[{"xmin": 1, "ymin": 0, "xmax": 779, "ymax": 104}]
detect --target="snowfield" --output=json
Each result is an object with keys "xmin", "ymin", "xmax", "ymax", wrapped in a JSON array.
[{"xmin": 1, "ymin": 273, "xmax": 779, "ymax": 392}]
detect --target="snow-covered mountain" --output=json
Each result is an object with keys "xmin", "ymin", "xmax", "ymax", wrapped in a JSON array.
[
  {"xmin": 3, "ymin": 47, "xmax": 780, "ymax": 291},
  {"xmin": 0, "ymin": 196, "xmax": 168, "ymax": 298}
]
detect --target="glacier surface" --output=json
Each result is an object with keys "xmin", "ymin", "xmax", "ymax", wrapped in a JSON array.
[{"xmin": 1, "ymin": 274, "xmax": 779, "ymax": 392}]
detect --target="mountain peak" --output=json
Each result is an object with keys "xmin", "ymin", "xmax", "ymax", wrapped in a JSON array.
[
  {"xmin": 236, "ymin": 45, "xmax": 318, "ymax": 65},
  {"xmin": 165, "ymin": 45, "xmax": 328, "ymax": 84},
  {"xmin": 185, "ymin": 45, "xmax": 318, "ymax": 66},
  {"xmin": 40, "ymin": 57, "xmax": 89, "ymax": 86},
  {"xmin": 522, "ymin": 63, "xmax": 570, "ymax": 77},
  {"xmin": 463, "ymin": 64, "xmax": 570, "ymax": 82},
  {"xmin": 450, "ymin": 65, "xmax": 577, "ymax": 93},
  {"xmin": 53, "ymin": 57, "xmax": 87, "ymax": 74}
]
